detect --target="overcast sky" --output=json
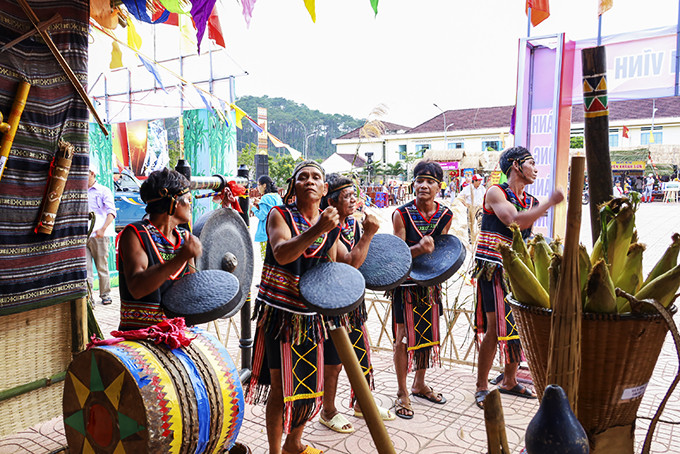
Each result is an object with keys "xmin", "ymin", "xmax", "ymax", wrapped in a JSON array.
[
  {"xmin": 89, "ymin": 0, "xmax": 679, "ymax": 126},
  {"xmin": 215, "ymin": 0, "xmax": 678, "ymax": 126}
]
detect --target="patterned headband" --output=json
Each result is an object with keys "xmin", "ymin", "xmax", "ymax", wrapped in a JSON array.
[{"xmin": 282, "ymin": 161, "xmax": 326, "ymax": 204}]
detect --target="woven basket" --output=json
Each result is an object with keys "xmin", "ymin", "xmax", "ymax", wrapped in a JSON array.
[{"xmin": 509, "ymin": 297, "xmax": 673, "ymax": 437}]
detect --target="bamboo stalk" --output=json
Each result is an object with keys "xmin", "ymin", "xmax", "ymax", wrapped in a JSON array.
[
  {"xmin": 0, "ymin": 371, "xmax": 66, "ymax": 402},
  {"xmin": 546, "ymin": 155, "xmax": 585, "ymax": 417}
]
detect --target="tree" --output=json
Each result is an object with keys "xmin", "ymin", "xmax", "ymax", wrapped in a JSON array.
[
  {"xmin": 237, "ymin": 143, "xmax": 258, "ymax": 173},
  {"xmin": 269, "ymin": 154, "xmax": 300, "ymax": 188},
  {"xmin": 167, "ymin": 139, "xmax": 180, "ymax": 169},
  {"xmin": 386, "ymin": 161, "xmax": 406, "ymax": 180},
  {"xmin": 571, "ymin": 135, "xmax": 584, "ymax": 149}
]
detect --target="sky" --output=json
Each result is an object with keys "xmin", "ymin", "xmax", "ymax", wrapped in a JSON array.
[{"xmin": 88, "ymin": 0, "xmax": 679, "ymax": 127}]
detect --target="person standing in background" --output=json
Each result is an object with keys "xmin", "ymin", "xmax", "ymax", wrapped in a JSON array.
[
  {"xmin": 87, "ymin": 162, "xmax": 116, "ymax": 305},
  {"xmin": 459, "ymin": 174, "xmax": 487, "ymax": 244},
  {"xmin": 251, "ymin": 175, "xmax": 283, "ymax": 259},
  {"xmin": 644, "ymin": 173, "xmax": 655, "ymax": 202}
]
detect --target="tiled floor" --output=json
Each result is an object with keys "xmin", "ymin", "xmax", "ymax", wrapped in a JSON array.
[{"xmin": 2, "ymin": 200, "xmax": 680, "ymax": 453}]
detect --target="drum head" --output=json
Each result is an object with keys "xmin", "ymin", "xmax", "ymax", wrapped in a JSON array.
[
  {"xmin": 193, "ymin": 208, "xmax": 254, "ymax": 312},
  {"xmin": 358, "ymin": 234, "xmax": 412, "ymax": 291},
  {"xmin": 162, "ymin": 270, "xmax": 241, "ymax": 325},
  {"xmin": 410, "ymin": 234, "xmax": 466, "ymax": 286},
  {"xmin": 299, "ymin": 262, "xmax": 365, "ymax": 316}
]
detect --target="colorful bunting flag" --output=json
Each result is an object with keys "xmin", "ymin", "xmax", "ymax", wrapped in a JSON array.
[
  {"xmin": 121, "ymin": 0, "xmax": 169, "ymax": 24},
  {"xmin": 157, "ymin": 0, "xmax": 189, "ymax": 14},
  {"xmin": 110, "ymin": 41, "xmax": 123, "ymax": 69},
  {"xmin": 598, "ymin": 0, "xmax": 613, "ymax": 16},
  {"xmin": 622, "ymin": 125, "xmax": 629, "ymax": 138},
  {"xmin": 241, "ymin": 0, "xmax": 257, "ymax": 27},
  {"xmin": 139, "ymin": 55, "xmax": 166, "ymax": 91},
  {"xmin": 127, "ymin": 17, "xmax": 143, "ymax": 51},
  {"xmin": 207, "ymin": 6, "xmax": 225, "ymax": 48},
  {"xmin": 231, "ymin": 103, "xmax": 246, "ymax": 129},
  {"xmin": 247, "ymin": 117, "xmax": 264, "ymax": 133},
  {"xmin": 303, "ymin": 0, "xmax": 316, "ymax": 23},
  {"xmin": 190, "ymin": 0, "xmax": 217, "ymax": 54},
  {"xmin": 195, "ymin": 85, "xmax": 214, "ymax": 113},
  {"xmin": 178, "ymin": 13, "xmax": 196, "ymax": 55},
  {"xmin": 526, "ymin": 0, "xmax": 549, "ymax": 27},
  {"xmin": 268, "ymin": 132, "xmax": 302, "ymax": 160},
  {"xmin": 370, "ymin": 0, "xmax": 378, "ymax": 16}
]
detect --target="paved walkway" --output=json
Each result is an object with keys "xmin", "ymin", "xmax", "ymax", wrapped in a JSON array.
[{"xmin": 2, "ymin": 201, "xmax": 680, "ymax": 453}]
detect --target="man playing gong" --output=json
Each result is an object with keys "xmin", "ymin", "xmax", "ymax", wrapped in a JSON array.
[
  {"xmin": 391, "ymin": 160, "xmax": 453, "ymax": 419},
  {"xmin": 246, "ymin": 161, "xmax": 379, "ymax": 454},
  {"xmin": 117, "ymin": 168, "xmax": 202, "ymax": 331},
  {"xmin": 473, "ymin": 146, "xmax": 564, "ymax": 409},
  {"xmin": 318, "ymin": 174, "xmax": 395, "ymax": 434}
]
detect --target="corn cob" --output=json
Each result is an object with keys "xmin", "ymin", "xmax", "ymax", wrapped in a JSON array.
[
  {"xmin": 498, "ymin": 243, "xmax": 550, "ymax": 309},
  {"xmin": 590, "ymin": 202, "xmax": 635, "ymax": 283},
  {"xmin": 641, "ymin": 233, "xmax": 680, "ymax": 288},
  {"xmin": 584, "ymin": 259, "xmax": 617, "ymax": 314},
  {"xmin": 615, "ymin": 243, "xmax": 645, "ymax": 312},
  {"xmin": 634, "ymin": 263, "xmax": 680, "ymax": 309},
  {"xmin": 549, "ymin": 252, "xmax": 562, "ymax": 304},
  {"xmin": 579, "ymin": 244, "xmax": 591, "ymax": 297},
  {"xmin": 532, "ymin": 234, "xmax": 552, "ymax": 292},
  {"xmin": 510, "ymin": 223, "xmax": 534, "ymax": 275},
  {"xmin": 550, "ymin": 237, "xmax": 564, "ymax": 255}
]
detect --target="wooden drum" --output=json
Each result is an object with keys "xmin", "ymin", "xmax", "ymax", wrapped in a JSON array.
[{"xmin": 63, "ymin": 327, "xmax": 244, "ymax": 453}]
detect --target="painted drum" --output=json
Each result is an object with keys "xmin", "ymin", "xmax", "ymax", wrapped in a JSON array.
[
  {"xmin": 63, "ymin": 327, "xmax": 244, "ymax": 454},
  {"xmin": 358, "ymin": 233, "xmax": 412, "ymax": 291},
  {"xmin": 299, "ymin": 262, "xmax": 365, "ymax": 316},
  {"xmin": 409, "ymin": 234, "xmax": 466, "ymax": 286}
]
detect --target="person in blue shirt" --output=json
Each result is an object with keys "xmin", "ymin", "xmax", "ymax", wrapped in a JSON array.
[{"xmin": 251, "ymin": 175, "xmax": 283, "ymax": 259}]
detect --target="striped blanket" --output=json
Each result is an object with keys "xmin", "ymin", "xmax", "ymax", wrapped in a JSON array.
[{"xmin": 0, "ymin": 0, "xmax": 89, "ymax": 314}]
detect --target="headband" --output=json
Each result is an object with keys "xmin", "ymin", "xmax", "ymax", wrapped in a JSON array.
[
  {"xmin": 328, "ymin": 182, "xmax": 354, "ymax": 196},
  {"xmin": 145, "ymin": 187, "xmax": 190, "ymax": 215},
  {"xmin": 413, "ymin": 174, "xmax": 442, "ymax": 185},
  {"xmin": 282, "ymin": 161, "xmax": 326, "ymax": 204},
  {"xmin": 500, "ymin": 149, "xmax": 533, "ymax": 175}
]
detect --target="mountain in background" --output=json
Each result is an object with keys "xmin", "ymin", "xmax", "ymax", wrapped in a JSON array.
[{"xmin": 235, "ymin": 95, "xmax": 365, "ymax": 160}]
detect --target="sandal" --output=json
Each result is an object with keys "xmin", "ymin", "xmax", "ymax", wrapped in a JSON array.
[
  {"xmin": 498, "ymin": 384, "xmax": 536, "ymax": 399},
  {"xmin": 475, "ymin": 390, "xmax": 490, "ymax": 409},
  {"xmin": 354, "ymin": 405, "xmax": 396, "ymax": 421},
  {"xmin": 412, "ymin": 385, "xmax": 447, "ymax": 404},
  {"xmin": 319, "ymin": 412, "xmax": 354, "ymax": 433},
  {"xmin": 393, "ymin": 397, "xmax": 414, "ymax": 420},
  {"xmin": 282, "ymin": 445, "xmax": 324, "ymax": 454}
]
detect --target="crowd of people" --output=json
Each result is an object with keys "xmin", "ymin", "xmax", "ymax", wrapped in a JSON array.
[{"xmin": 95, "ymin": 145, "xmax": 566, "ymax": 454}]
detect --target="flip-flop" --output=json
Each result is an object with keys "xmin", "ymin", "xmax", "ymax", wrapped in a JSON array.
[
  {"xmin": 489, "ymin": 373, "xmax": 504, "ymax": 385},
  {"xmin": 354, "ymin": 405, "xmax": 396, "ymax": 421},
  {"xmin": 475, "ymin": 390, "xmax": 490, "ymax": 409},
  {"xmin": 319, "ymin": 413, "xmax": 354, "ymax": 433},
  {"xmin": 412, "ymin": 385, "xmax": 447, "ymax": 404},
  {"xmin": 498, "ymin": 384, "xmax": 537, "ymax": 399},
  {"xmin": 393, "ymin": 397, "xmax": 414, "ymax": 420},
  {"xmin": 283, "ymin": 445, "xmax": 324, "ymax": 454}
]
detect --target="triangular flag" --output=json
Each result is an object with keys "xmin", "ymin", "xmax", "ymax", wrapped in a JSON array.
[
  {"xmin": 195, "ymin": 85, "xmax": 214, "ymax": 113},
  {"xmin": 157, "ymin": 0, "xmax": 189, "ymax": 14},
  {"xmin": 178, "ymin": 13, "xmax": 197, "ymax": 55},
  {"xmin": 649, "ymin": 129, "xmax": 655, "ymax": 143},
  {"xmin": 139, "ymin": 55, "xmax": 167, "ymax": 92},
  {"xmin": 303, "ymin": 0, "xmax": 316, "ymax": 23},
  {"xmin": 268, "ymin": 132, "xmax": 302, "ymax": 160},
  {"xmin": 122, "ymin": 0, "xmax": 169, "ymax": 24},
  {"xmin": 526, "ymin": 0, "xmax": 549, "ymax": 27},
  {"xmin": 247, "ymin": 117, "xmax": 264, "ymax": 133},
  {"xmin": 231, "ymin": 103, "xmax": 246, "ymax": 129},
  {"xmin": 190, "ymin": 0, "xmax": 218, "ymax": 54},
  {"xmin": 370, "ymin": 0, "xmax": 378, "ymax": 16},
  {"xmin": 152, "ymin": 0, "xmax": 174, "ymax": 23},
  {"xmin": 126, "ymin": 17, "xmax": 143, "ymax": 51},
  {"xmin": 241, "ymin": 0, "xmax": 257, "ymax": 27},
  {"xmin": 598, "ymin": 0, "xmax": 613, "ymax": 15},
  {"xmin": 110, "ymin": 41, "xmax": 123, "ymax": 69},
  {"xmin": 207, "ymin": 6, "xmax": 225, "ymax": 48}
]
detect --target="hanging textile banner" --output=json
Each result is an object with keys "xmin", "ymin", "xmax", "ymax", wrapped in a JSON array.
[{"xmin": 257, "ymin": 107, "xmax": 268, "ymax": 152}]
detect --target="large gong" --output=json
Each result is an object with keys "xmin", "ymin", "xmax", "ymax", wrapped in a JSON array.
[{"xmin": 193, "ymin": 208, "xmax": 254, "ymax": 314}]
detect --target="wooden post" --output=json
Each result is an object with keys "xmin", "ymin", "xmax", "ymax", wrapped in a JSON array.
[
  {"xmin": 484, "ymin": 389, "xmax": 510, "ymax": 454},
  {"xmin": 71, "ymin": 297, "xmax": 87, "ymax": 353},
  {"xmin": 328, "ymin": 327, "xmax": 395, "ymax": 454},
  {"xmin": 582, "ymin": 46, "xmax": 613, "ymax": 245}
]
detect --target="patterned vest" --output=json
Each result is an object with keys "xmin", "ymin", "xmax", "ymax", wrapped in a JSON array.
[
  {"xmin": 339, "ymin": 216, "xmax": 361, "ymax": 251},
  {"xmin": 257, "ymin": 203, "xmax": 340, "ymax": 314},
  {"xmin": 475, "ymin": 183, "xmax": 539, "ymax": 266},
  {"xmin": 117, "ymin": 220, "xmax": 190, "ymax": 330}
]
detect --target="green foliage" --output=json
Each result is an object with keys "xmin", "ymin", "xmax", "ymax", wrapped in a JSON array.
[
  {"xmin": 571, "ymin": 135, "xmax": 584, "ymax": 149},
  {"xmin": 237, "ymin": 143, "xmax": 258, "ymax": 173},
  {"xmin": 235, "ymin": 95, "xmax": 365, "ymax": 161},
  {"xmin": 269, "ymin": 154, "xmax": 300, "ymax": 188},
  {"xmin": 168, "ymin": 139, "xmax": 180, "ymax": 169}
]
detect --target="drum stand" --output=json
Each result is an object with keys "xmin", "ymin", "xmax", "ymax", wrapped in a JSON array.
[{"xmin": 327, "ymin": 324, "xmax": 396, "ymax": 454}]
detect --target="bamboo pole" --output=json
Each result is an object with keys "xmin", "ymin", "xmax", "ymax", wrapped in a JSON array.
[
  {"xmin": 71, "ymin": 297, "xmax": 87, "ymax": 353},
  {"xmin": 546, "ymin": 155, "xmax": 585, "ymax": 417},
  {"xmin": 582, "ymin": 47, "xmax": 613, "ymax": 245},
  {"xmin": 484, "ymin": 389, "xmax": 510, "ymax": 454}
]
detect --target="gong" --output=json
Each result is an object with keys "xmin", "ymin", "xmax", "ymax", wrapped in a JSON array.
[
  {"xmin": 162, "ymin": 270, "xmax": 241, "ymax": 325},
  {"xmin": 299, "ymin": 262, "xmax": 365, "ymax": 317},
  {"xmin": 358, "ymin": 233, "xmax": 412, "ymax": 291},
  {"xmin": 410, "ymin": 234, "xmax": 466, "ymax": 286},
  {"xmin": 193, "ymin": 207, "xmax": 254, "ymax": 313}
]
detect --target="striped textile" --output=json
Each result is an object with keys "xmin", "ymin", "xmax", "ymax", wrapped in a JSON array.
[{"xmin": 0, "ymin": 0, "xmax": 90, "ymax": 314}]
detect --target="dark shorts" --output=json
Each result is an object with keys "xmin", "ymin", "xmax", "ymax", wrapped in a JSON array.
[
  {"xmin": 323, "ymin": 337, "xmax": 341, "ymax": 366},
  {"xmin": 264, "ymin": 332, "xmax": 282, "ymax": 370},
  {"xmin": 477, "ymin": 266, "xmax": 508, "ymax": 313}
]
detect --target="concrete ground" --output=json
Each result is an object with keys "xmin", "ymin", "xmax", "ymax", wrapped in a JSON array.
[{"xmin": 1, "ymin": 200, "xmax": 680, "ymax": 453}]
